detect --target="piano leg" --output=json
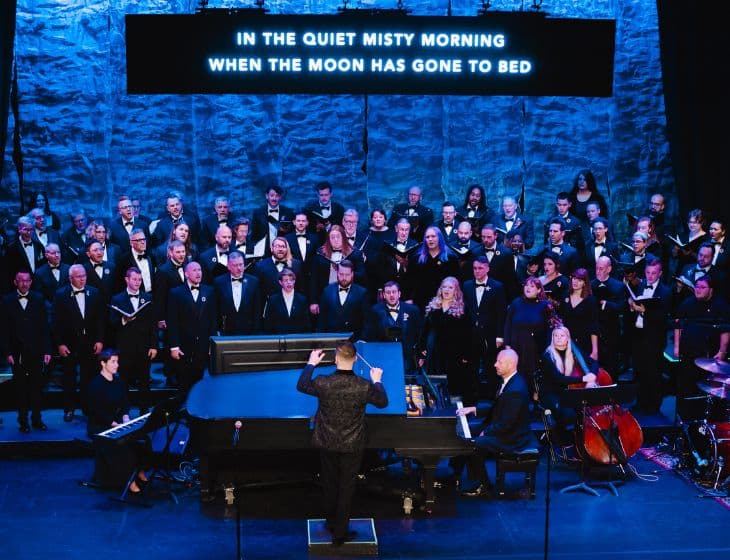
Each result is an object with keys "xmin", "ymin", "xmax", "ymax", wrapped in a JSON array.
[{"xmin": 414, "ymin": 455, "xmax": 441, "ymax": 513}]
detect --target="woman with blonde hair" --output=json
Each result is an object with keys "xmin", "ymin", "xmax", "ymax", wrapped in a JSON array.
[{"xmin": 418, "ymin": 277, "xmax": 473, "ymax": 403}]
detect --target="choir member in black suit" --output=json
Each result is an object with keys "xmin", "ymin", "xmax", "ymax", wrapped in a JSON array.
[
  {"xmin": 477, "ymin": 224, "xmax": 517, "ymax": 294},
  {"xmin": 309, "ymin": 226, "xmax": 366, "ymax": 314},
  {"xmin": 82, "ymin": 240, "xmax": 117, "ymax": 304},
  {"xmin": 5, "ymin": 217, "xmax": 46, "ymax": 288},
  {"xmin": 0, "ymin": 272, "xmax": 52, "ymax": 432},
  {"xmin": 28, "ymin": 208, "xmax": 62, "ymax": 249},
  {"xmin": 494, "ymin": 195, "xmax": 535, "ymax": 249},
  {"xmin": 86, "ymin": 349, "xmax": 149, "ymax": 492},
  {"xmin": 543, "ymin": 193, "xmax": 583, "ymax": 252},
  {"xmin": 304, "ymin": 181, "xmax": 345, "ymax": 242},
  {"xmin": 583, "ymin": 218, "xmax": 619, "ymax": 277},
  {"xmin": 108, "ymin": 196, "xmax": 151, "ymax": 251},
  {"xmin": 435, "ymin": 201, "xmax": 460, "ymax": 245},
  {"xmin": 214, "ymin": 251, "xmax": 262, "ymax": 335},
  {"xmin": 167, "ymin": 261, "xmax": 218, "ymax": 393},
  {"xmin": 116, "ymin": 229, "xmax": 156, "ymax": 293},
  {"xmin": 418, "ymin": 276, "xmax": 472, "ymax": 402},
  {"xmin": 199, "ymin": 224, "xmax": 233, "ymax": 284},
  {"xmin": 634, "ymin": 216, "xmax": 664, "ymax": 263},
  {"xmin": 505, "ymin": 232, "xmax": 532, "ymax": 302},
  {"xmin": 627, "ymin": 258, "xmax": 672, "ymax": 414},
  {"xmin": 542, "ymin": 218, "xmax": 581, "ymax": 276},
  {"xmin": 675, "ymin": 243, "xmax": 726, "ymax": 305},
  {"xmin": 463, "ymin": 257, "xmax": 507, "ymax": 400},
  {"xmin": 109, "ymin": 268, "xmax": 158, "ymax": 413},
  {"xmin": 250, "ymin": 186, "xmax": 295, "ymax": 255},
  {"xmin": 85, "ymin": 221, "xmax": 123, "ymax": 267},
  {"xmin": 387, "ymin": 186, "xmax": 434, "ymax": 242},
  {"xmin": 317, "ymin": 260, "xmax": 369, "ymax": 339},
  {"xmin": 458, "ymin": 349, "xmax": 537, "ymax": 497},
  {"xmin": 591, "ymin": 256, "xmax": 626, "ymax": 377},
  {"xmin": 708, "ymin": 219, "xmax": 728, "ymax": 274},
  {"xmin": 365, "ymin": 280, "xmax": 423, "ymax": 375},
  {"xmin": 457, "ymin": 184, "xmax": 494, "ymax": 241},
  {"xmin": 285, "ymin": 212, "xmax": 317, "ymax": 296},
  {"xmin": 673, "ymin": 275, "xmax": 730, "ymax": 419},
  {"xmin": 263, "ymin": 268, "xmax": 311, "ymax": 334},
  {"xmin": 450, "ymin": 221, "xmax": 481, "ymax": 283},
  {"xmin": 231, "ymin": 217, "xmax": 254, "ymax": 258},
  {"xmin": 503, "ymin": 277, "xmax": 554, "ymax": 395},
  {"xmin": 33, "ymin": 243, "xmax": 70, "ymax": 312},
  {"xmin": 377, "ymin": 219, "xmax": 419, "ymax": 302},
  {"xmin": 61, "ymin": 211, "xmax": 89, "ymax": 263},
  {"xmin": 52, "ymin": 264, "xmax": 105, "ymax": 421},
  {"xmin": 342, "ymin": 209, "xmax": 370, "ymax": 253},
  {"xmin": 411, "ymin": 226, "xmax": 460, "ymax": 309},
  {"xmin": 151, "ymin": 192, "xmax": 202, "ymax": 249},
  {"xmin": 297, "ymin": 343, "xmax": 388, "ymax": 545},
  {"xmin": 558, "ymin": 268, "xmax": 600, "ymax": 361},
  {"xmin": 618, "ymin": 231, "xmax": 649, "ymax": 282},
  {"xmin": 254, "ymin": 237, "xmax": 304, "ymax": 298},
  {"xmin": 199, "ymin": 196, "xmax": 235, "ymax": 250},
  {"xmin": 577, "ymin": 202, "xmax": 614, "ymax": 251}
]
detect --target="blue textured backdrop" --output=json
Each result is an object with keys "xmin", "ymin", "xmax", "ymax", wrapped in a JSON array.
[{"xmin": 1, "ymin": 0, "xmax": 674, "ymax": 241}]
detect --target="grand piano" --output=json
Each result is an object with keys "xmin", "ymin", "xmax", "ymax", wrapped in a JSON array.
[{"xmin": 186, "ymin": 335, "xmax": 473, "ymax": 506}]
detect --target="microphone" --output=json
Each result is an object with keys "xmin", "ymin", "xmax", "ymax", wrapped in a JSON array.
[
  {"xmin": 233, "ymin": 420, "xmax": 242, "ymax": 447},
  {"xmin": 692, "ymin": 450, "xmax": 708, "ymax": 468}
]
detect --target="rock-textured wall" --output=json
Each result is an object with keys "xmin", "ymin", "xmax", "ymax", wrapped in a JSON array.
[{"xmin": 1, "ymin": 0, "xmax": 674, "ymax": 242}]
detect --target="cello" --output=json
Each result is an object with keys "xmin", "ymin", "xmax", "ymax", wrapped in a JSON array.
[{"xmin": 569, "ymin": 343, "xmax": 644, "ymax": 465}]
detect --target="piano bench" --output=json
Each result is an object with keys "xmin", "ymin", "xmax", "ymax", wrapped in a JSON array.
[{"xmin": 496, "ymin": 449, "xmax": 540, "ymax": 499}]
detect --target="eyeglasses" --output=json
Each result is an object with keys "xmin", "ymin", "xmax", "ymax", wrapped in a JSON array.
[{"xmin": 131, "ymin": 238, "xmax": 147, "ymax": 243}]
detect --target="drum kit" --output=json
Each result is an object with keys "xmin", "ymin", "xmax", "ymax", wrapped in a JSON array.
[{"xmin": 678, "ymin": 357, "xmax": 730, "ymax": 492}]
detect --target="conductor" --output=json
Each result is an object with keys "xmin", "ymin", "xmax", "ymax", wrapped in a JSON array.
[{"xmin": 297, "ymin": 341, "xmax": 388, "ymax": 545}]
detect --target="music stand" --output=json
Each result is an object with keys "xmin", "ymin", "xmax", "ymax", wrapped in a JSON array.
[{"xmin": 558, "ymin": 384, "xmax": 638, "ymax": 497}]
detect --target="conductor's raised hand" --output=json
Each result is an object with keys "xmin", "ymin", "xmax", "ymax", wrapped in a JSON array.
[
  {"xmin": 308, "ymin": 348, "xmax": 325, "ymax": 366},
  {"xmin": 370, "ymin": 367, "xmax": 383, "ymax": 383}
]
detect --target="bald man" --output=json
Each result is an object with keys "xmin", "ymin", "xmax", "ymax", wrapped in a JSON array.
[{"xmin": 458, "ymin": 348, "xmax": 536, "ymax": 496}]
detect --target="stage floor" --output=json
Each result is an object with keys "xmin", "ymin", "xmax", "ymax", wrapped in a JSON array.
[{"xmin": 1, "ymin": 442, "xmax": 727, "ymax": 560}]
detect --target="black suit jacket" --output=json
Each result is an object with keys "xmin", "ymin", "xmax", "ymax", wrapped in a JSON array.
[
  {"xmin": 0, "ymin": 290, "xmax": 51, "ymax": 361},
  {"xmin": 543, "ymin": 213, "xmax": 583, "ymax": 251},
  {"xmin": 541, "ymin": 243, "xmax": 581, "ymax": 276},
  {"xmin": 153, "ymin": 259, "xmax": 186, "ymax": 321},
  {"xmin": 166, "ymin": 284, "xmax": 218, "ymax": 357},
  {"xmin": 285, "ymin": 231, "xmax": 318, "ymax": 264},
  {"xmin": 476, "ymin": 243, "xmax": 517, "ymax": 291},
  {"xmin": 297, "ymin": 364, "xmax": 388, "ymax": 452},
  {"xmin": 463, "ymin": 277, "xmax": 507, "ymax": 349},
  {"xmin": 109, "ymin": 290, "xmax": 157, "ymax": 352},
  {"xmin": 214, "ymin": 273, "xmax": 262, "ymax": 335},
  {"xmin": 82, "ymin": 259, "xmax": 117, "ymax": 303},
  {"xmin": 309, "ymin": 250, "xmax": 366, "ymax": 305},
  {"xmin": 304, "ymin": 200, "xmax": 345, "ymax": 238},
  {"xmin": 253, "ymin": 257, "xmax": 304, "ymax": 298},
  {"xmin": 199, "ymin": 213, "xmax": 236, "ymax": 250},
  {"xmin": 317, "ymin": 283, "xmax": 369, "ymax": 339},
  {"xmin": 152, "ymin": 212, "xmax": 202, "ymax": 248},
  {"xmin": 5, "ymin": 239, "xmax": 46, "ymax": 286},
  {"xmin": 591, "ymin": 277, "xmax": 626, "ymax": 336},
  {"xmin": 628, "ymin": 280, "xmax": 672, "ymax": 342},
  {"xmin": 583, "ymin": 240, "xmax": 620, "ymax": 275},
  {"xmin": 32, "ymin": 228, "xmax": 62, "ymax": 250},
  {"xmin": 494, "ymin": 213, "xmax": 535, "ymax": 249},
  {"xmin": 108, "ymin": 216, "xmax": 150, "ymax": 250},
  {"xmin": 251, "ymin": 205, "xmax": 296, "ymax": 251},
  {"xmin": 365, "ymin": 301, "xmax": 423, "ymax": 371},
  {"xmin": 199, "ymin": 247, "xmax": 232, "ymax": 284},
  {"xmin": 51, "ymin": 284, "xmax": 105, "ymax": 351},
  {"xmin": 476, "ymin": 372, "xmax": 533, "ymax": 451},
  {"xmin": 263, "ymin": 291, "xmax": 311, "ymax": 334},
  {"xmin": 33, "ymin": 263, "xmax": 70, "ymax": 301},
  {"xmin": 435, "ymin": 220, "xmax": 459, "ymax": 245},
  {"xmin": 388, "ymin": 203, "xmax": 434, "ymax": 241},
  {"xmin": 60, "ymin": 227, "xmax": 87, "ymax": 263},
  {"xmin": 116, "ymin": 251, "xmax": 157, "ymax": 293}
]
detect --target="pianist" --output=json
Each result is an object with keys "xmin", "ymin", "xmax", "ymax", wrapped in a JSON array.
[
  {"xmin": 87, "ymin": 349, "xmax": 149, "ymax": 493},
  {"xmin": 297, "ymin": 342, "xmax": 388, "ymax": 546}
]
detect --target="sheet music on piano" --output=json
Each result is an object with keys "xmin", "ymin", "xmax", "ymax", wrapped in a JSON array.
[
  {"xmin": 95, "ymin": 412, "xmax": 151, "ymax": 440},
  {"xmin": 455, "ymin": 401, "xmax": 473, "ymax": 440}
]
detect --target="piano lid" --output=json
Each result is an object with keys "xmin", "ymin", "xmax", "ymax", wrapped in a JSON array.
[{"xmin": 187, "ymin": 342, "xmax": 407, "ymax": 419}]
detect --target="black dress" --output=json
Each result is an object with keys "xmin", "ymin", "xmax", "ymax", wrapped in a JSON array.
[
  {"xmin": 411, "ymin": 252, "xmax": 460, "ymax": 309},
  {"xmin": 558, "ymin": 295, "xmax": 600, "ymax": 358},
  {"xmin": 542, "ymin": 274, "xmax": 569, "ymax": 304},
  {"xmin": 503, "ymin": 297, "xmax": 552, "ymax": 389},
  {"xmin": 420, "ymin": 307, "xmax": 473, "ymax": 402}
]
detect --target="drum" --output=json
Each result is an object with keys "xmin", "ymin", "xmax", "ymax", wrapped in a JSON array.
[{"xmin": 683, "ymin": 420, "xmax": 730, "ymax": 479}]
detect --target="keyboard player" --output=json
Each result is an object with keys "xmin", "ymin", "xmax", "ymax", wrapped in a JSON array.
[{"xmin": 87, "ymin": 349, "xmax": 149, "ymax": 493}]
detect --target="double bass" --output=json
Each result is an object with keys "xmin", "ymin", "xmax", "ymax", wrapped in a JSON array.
[{"xmin": 569, "ymin": 343, "xmax": 643, "ymax": 465}]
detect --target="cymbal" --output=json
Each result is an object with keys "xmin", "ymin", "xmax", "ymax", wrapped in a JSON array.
[
  {"xmin": 694, "ymin": 358, "xmax": 730, "ymax": 376},
  {"xmin": 696, "ymin": 380, "xmax": 730, "ymax": 399},
  {"xmin": 706, "ymin": 374, "xmax": 730, "ymax": 385}
]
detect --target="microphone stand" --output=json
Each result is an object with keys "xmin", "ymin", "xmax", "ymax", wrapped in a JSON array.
[{"xmin": 543, "ymin": 409, "xmax": 553, "ymax": 560}]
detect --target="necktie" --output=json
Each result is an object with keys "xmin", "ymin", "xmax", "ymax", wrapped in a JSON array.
[{"xmin": 231, "ymin": 277, "xmax": 243, "ymax": 283}]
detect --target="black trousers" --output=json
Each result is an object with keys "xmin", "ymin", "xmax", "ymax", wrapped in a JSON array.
[
  {"xmin": 12, "ymin": 361, "xmax": 45, "ymax": 424},
  {"xmin": 631, "ymin": 327, "xmax": 666, "ymax": 413},
  {"xmin": 61, "ymin": 344, "xmax": 98, "ymax": 413},
  {"xmin": 118, "ymin": 348, "xmax": 151, "ymax": 411},
  {"xmin": 320, "ymin": 448, "xmax": 363, "ymax": 539}
]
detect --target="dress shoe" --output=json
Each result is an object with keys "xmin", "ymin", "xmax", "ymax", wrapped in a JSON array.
[
  {"xmin": 19, "ymin": 423, "xmax": 31, "ymax": 433},
  {"xmin": 461, "ymin": 483, "xmax": 493, "ymax": 497},
  {"xmin": 63, "ymin": 411, "xmax": 74, "ymax": 422},
  {"xmin": 332, "ymin": 530, "xmax": 358, "ymax": 546},
  {"xmin": 32, "ymin": 421, "xmax": 48, "ymax": 431}
]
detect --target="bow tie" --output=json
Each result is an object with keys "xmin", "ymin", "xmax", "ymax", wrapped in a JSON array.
[
  {"xmin": 595, "ymin": 242, "xmax": 605, "ymax": 247},
  {"xmin": 339, "ymin": 287, "xmax": 350, "ymax": 293},
  {"xmin": 94, "ymin": 263, "xmax": 103, "ymax": 269},
  {"xmin": 219, "ymin": 251, "xmax": 229, "ymax": 257},
  {"xmin": 124, "ymin": 221, "xmax": 134, "ymax": 227},
  {"xmin": 190, "ymin": 286, "xmax": 200, "ymax": 291},
  {"xmin": 275, "ymin": 260, "xmax": 286, "ymax": 265},
  {"xmin": 136, "ymin": 253, "xmax": 148, "ymax": 260},
  {"xmin": 128, "ymin": 293, "xmax": 140, "ymax": 299},
  {"xmin": 320, "ymin": 206, "xmax": 330, "ymax": 211},
  {"xmin": 231, "ymin": 277, "xmax": 243, "ymax": 283},
  {"xmin": 347, "ymin": 237, "xmax": 356, "ymax": 242},
  {"xmin": 72, "ymin": 290, "xmax": 85, "ymax": 296},
  {"xmin": 269, "ymin": 208, "xmax": 279, "ymax": 214},
  {"xmin": 296, "ymin": 233, "xmax": 307, "ymax": 238},
  {"xmin": 218, "ymin": 218, "xmax": 228, "ymax": 224},
  {"xmin": 485, "ymin": 247, "xmax": 496, "ymax": 252},
  {"xmin": 49, "ymin": 265, "xmax": 60, "ymax": 270},
  {"xmin": 23, "ymin": 242, "xmax": 33, "ymax": 248},
  {"xmin": 17, "ymin": 294, "xmax": 28, "ymax": 300},
  {"xmin": 174, "ymin": 264, "xmax": 183, "ymax": 270},
  {"xmin": 387, "ymin": 306, "xmax": 399, "ymax": 312},
  {"xmin": 504, "ymin": 216, "xmax": 514, "ymax": 222},
  {"xmin": 236, "ymin": 243, "xmax": 246, "ymax": 249},
  {"xmin": 476, "ymin": 283, "xmax": 487, "ymax": 287}
]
